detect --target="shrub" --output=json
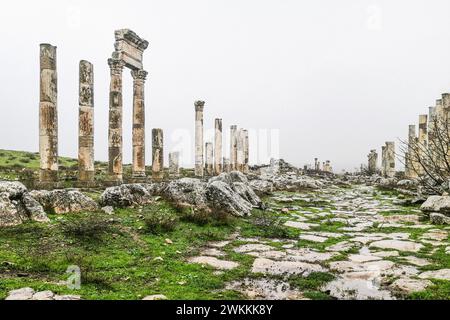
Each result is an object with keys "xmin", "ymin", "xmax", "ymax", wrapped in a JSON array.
[
  {"xmin": 60, "ymin": 215, "xmax": 113, "ymax": 241},
  {"xmin": 250, "ymin": 210, "xmax": 294, "ymax": 239},
  {"xmin": 143, "ymin": 207, "xmax": 179, "ymax": 234}
]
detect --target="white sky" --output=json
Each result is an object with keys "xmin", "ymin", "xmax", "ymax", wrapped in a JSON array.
[{"xmin": 1, "ymin": 0, "xmax": 450, "ymax": 172}]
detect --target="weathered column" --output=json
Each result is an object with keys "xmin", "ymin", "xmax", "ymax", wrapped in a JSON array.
[
  {"xmin": 39, "ymin": 44, "xmax": 59, "ymax": 183},
  {"xmin": 442, "ymin": 93, "xmax": 450, "ymax": 164},
  {"xmin": 417, "ymin": 114, "xmax": 428, "ymax": 176},
  {"xmin": 243, "ymin": 130, "xmax": 249, "ymax": 174},
  {"xmin": 194, "ymin": 101, "xmax": 205, "ymax": 177},
  {"xmin": 108, "ymin": 58, "xmax": 125, "ymax": 182},
  {"xmin": 223, "ymin": 157, "xmax": 231, "ymax": 173},
  {"xmin": 205, "ymin": 142, "xmax": 214, "ymax": 176},
  {"xmin": 385, "ymin": 142, "xmax": 396, "ymax": 178},
  {"xmin": 169, "ymin": 152, "xmax": 180, "ymax": 177},
  {"xmin": 152, "ymin": 129, "xmax": 164, "ymax": 181},
  {"xmin": 367, "ymin": 150, "xmax": 378, "ymax": 175},
  {"xmin": 236, "ymin": 129, "xmax": 245, "ymax": 172},
  {"xmin": 230, "ymin": 125, "xmax": 238, "ymax": 171},
  {"xmin": 131, "ymin": 69, "xmax": 148, "ymax": 178},
  {"xmin": 78, "ymin": 60, "xmax": 94, "ymax": 182},
  {"xmin": 428, "ymin": 107, "xmax": 436, "ymax": 164},
  {"xmin": 406, "ymin": 125, "xmax": 418, "ymax": 179},
  {"xmin": 381, "ymin": 146, "xmax": 386, "ymax": 177},
  {"xmin": 314, "ymin": 158, "xmax": 318, "ymax": 171},
  {"xmin": 214, "ymin": 118, "xmax": 223, "ymax": 175}
]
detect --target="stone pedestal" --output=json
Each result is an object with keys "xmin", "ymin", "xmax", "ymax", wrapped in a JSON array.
[
  {"xmin": 169, "ymin": 152, "xmax": 180, "ymax": 177},
  {"xmin": 107, "ymin": 58, "xmax": 125, "ymax": 183},
  {"xmin": 194, "ymin": 101, "xmax": 205, "ymax": 177},
  {"xmin": 230, "ymin": 125, "xmax": 238, "ymax": 171},
  {"xmin": 78, "ymin": 60, "xmax": 95, "ymax": 183},
  {"xmin": 39, "ymin": 44, "xmax": 59, "ymax": 183},
  {"xmin": 214, "ymin": 118, "xmax": 223, "ymax": 175},
  {"xmin": 152, "ymin": 129, "xmax": 164, "ymax": 181},
  {"xmin": 205, "ymin": 142, "xmax": 214, "ymax": 176},
  {"xmin": 131, "ymin": 70, "xmax": 148, "ymax": 178}
]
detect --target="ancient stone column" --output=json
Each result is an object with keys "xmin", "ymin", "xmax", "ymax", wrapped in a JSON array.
[
  {"xmin": 236, "ymin": 129, "xmax": 245, "ymax": 172},
  {"xmin": 385, "ymin": 142, "xmax": 396, "ymax": 178},
  {"xmin": 194, "ymin": 101, "xmax": 205, "ymax": 177},
  {"xmin": 169, "ymin": 152, "xmax": 180, "ymax": 177},
  {"xmin": 230, "ymin": 125, "xmax": 238, "ymax": 171},
  {"xmin": 381, "ymin": 146, "xmax": 386, "ymax": 177},
  {"xmin": 78, "ymin": 60, "xmax": 94, "ymax": 182},
  {"xmin": 427, "ymin": 106, "xmax": 438, "ymax": 168},
  {"xmin": 205, "ymin": 142, "xmax": 214, "ymax": 176},
  {"xmin": 214, "ymin": 118, "xmax": 223, "ymax": 175},
  {"xmin": 223, "ymin": 157, "xmax": 231, "ymax": 173},
  {"xmin": 314, "ymin": 158, "xmax": 318, "ymax": 171},
  {"xmin": 108, "ymin": 58, "xmax": 125, "ymax": 182},
  {"xmin": 243, "ymin": 130, "xmax": 249, "ymax": 174},
  {"xmin": 131, "ymin": 69, "xmax": 148, "ymax": 178},
  {"xmin": 405, "ymin": 125, "xmax": 418, "ymax": 179},
  {"xmin": 152, "ymin": 129, "xmax": 164, "ymax": 181},
  {"xmin": 367, "ymin": 150, "xmax": 377, "ymax": 175},
  {"xmin": 39, "ymin": 44, "xmax": 59, "ymax": 183},
  {"xmin": 417, "ymin": 114, "xmax": 428, "ymax": 176}
]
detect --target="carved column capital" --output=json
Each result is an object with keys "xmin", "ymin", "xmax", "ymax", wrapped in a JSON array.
[
  {"xmin": 131, "ymin": 69, "xmax": 148, "ymax": 81},
  {"xmin": 108, "ymin": 58, "xmax": 125, "ymax": 75},
  {"xmin": 195, "ymin": 100, "xmax": 205, "ymax": 112}
]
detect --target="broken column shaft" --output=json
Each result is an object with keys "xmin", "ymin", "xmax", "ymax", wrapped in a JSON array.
[
  {"xmin": 39, "ymin": 44, "xmax": 59, "ymax": 183},
  {"xmin": 243, "ymin": 130, "xmax": 249, "ymax": 174},
  {"xmin": 385, "ymin": 142, "xmax": 396, "ymax": 178},
  {"xmin": 169, "ymin": 152, "xmax": 180, "ymax": 177},
  {"xmin": 78, "ymin": 60, "xmax": 94, "ymax": 182},
  {"xmin": 152, "ymin": 128, "xmax": 164, "ymax": 181},
  {"xmin": 367, "ymin": 150, "xmax": 377, "ymax": 175},
  {"xmin": 214, "ymin": 118, "xmax": 223, "ymax": 175},
  {"xmin": 236, "ymin": 129, "xmax": 245, "ymax": 172},
  {"xmin": 205, "ymin": 142, "xmax": 214, "ymax": 176},
  {"xmin": 230, "ymin": 125, "xmax": 238, "ymax": 171},
  {"xmin": 194, "ymin": 101, "xmax": 205, "ymax": 177}
]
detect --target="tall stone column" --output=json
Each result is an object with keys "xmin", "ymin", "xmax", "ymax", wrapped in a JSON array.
[
  {"xmin": 131, "ymin": 69, "xmax": 148, "ymax": 178},
  {"xmin": 417, "ymin": 114, "xmax": 428, "ymax": 176},
  {"xmin": 214, "ymin": 118, "xmax": 223, "ymax": 175},
  {"xmin": 314, "ymin": 158, "xmax": 318, "ymax": 171},
  {"xmin": 205, "ymin": 142, "xmax": 214, "ymax": 176},
  {"xmin": 39, "ymin": 44, "xmax": 59, "ymax": 183},
  {"xmin": 169, "ymin": 152, "xmax": 180, "ymax": 177},
  {"xmin": 108, "ymin": 58, "xmax": 125, "ymax": 182},
  {"xmin": 406, "ymin": 125, "xmax": 418, "ymax": 179},
  {"xmin": 78, "ymin": 60, "xmax": 94, "ymax": 182},
  {"xmin": 223, "ymin": 158, "xmax": 231, "ymax": 173},
  {"xmin": 152, "ymin": 129, "xmax": 164, "ymax": 181},
  {"xmin": 243, "ymin": 130, "xmax": 249, "ymax": 174},
  {"xmin": 381, "ymin": 146, "xmax": 386, "ymax": 177},
  {"xmin": 428, "ymin": 106, "xmax": 438, "ymax": 168},
  {"xmin": 194, "ymin": 101, "xmax": 205, "ymax": 177},
  {"xmin": 230, "ymin": 125, "xmax": 238, "ymax": 170},
  {"xmin": 385, "ymin": 142, "xmax": 396, "ymax": 178},
  {"xmin": 367, "ymin": 150, "xmax": 377, "ymax": 175},
  {"xmin": 236, "ymin": 129, "xmax": 245, "ymax": 172}
]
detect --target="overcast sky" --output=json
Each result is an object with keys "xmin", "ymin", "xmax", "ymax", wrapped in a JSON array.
[{"xmin": 1, "ymin": 0, "xmax": 450, "ymax": 172}]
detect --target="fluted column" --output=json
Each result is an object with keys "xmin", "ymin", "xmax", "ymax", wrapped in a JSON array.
[
  {"xmin": 194, "ymin": 101, "xmax": 205, "ymax": 177},
  {"xmin": 230, "ymin": 125, "xmax": 238, "ymax": 171},
  {"xmin": 152, "ymin": 128, "xmax": 164, "ymax": 181},
  {"xmin": 108, "ymin": 58, "xmax": 125, "ymax": 182},
  {"xmin": 39, "ymin": 44, "xmax": 59, "ymax": 183},
  {"xmin": 131, "ymin": 69, "xmax": 148, "ymax": 178},
  {"xmin": 214, "ymin": 118, "xmax": 223, "ymax": 175},
  {"xmin": 78, "ymin": 60, "xmax": 94, "ymax": 182}
]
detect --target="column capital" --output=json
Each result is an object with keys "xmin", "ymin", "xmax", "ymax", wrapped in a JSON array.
[
  {"xmin": 108, "ymin": 58, "xmax": 125, "ymax": 74},
  {"xmin": 195, "ymin": 100, "xmax": 205, "ymax": 111},
  {"xmin": 131, "ymin": 69, "xmax": 148, "ymax": 81}
]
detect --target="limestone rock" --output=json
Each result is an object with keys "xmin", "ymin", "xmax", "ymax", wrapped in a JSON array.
[
  {"xmin": 391, "ymin": 278, "xmax": 432, "ymax": 294},
  {"xmin": 429, "ymin": 212, "xmax": 450, "ymax": 225},
  {"xmin": 142, "ymin": 294, "xmax": 168, "ymax": 300},
  {"xmin": 369, "ymin": 240, "xmax": 423, "ymax": 252},
  {"xmin": 251, "ymin": 258, "xmax": 325, "ymax": 276},
  {"xmin": 31, "ymin": 189, "xmax": 99, "ymax": 214},
  {"xmin": 206, "ymin": 181, "xmax": 252, "ymax": 217},
  {"xmin": 100, "ymin": 184, "xmax": 155, "ymax": 208},
  {"xmin": 163, "ymin": 178, "xmax": 208, "ymax": 210},
  {"xmin": 0, "ymin": 181, "xmax": 48, "ymax": 226},
  {"xmin": 418, "ymin": 269, "xmax": 450, "ymax": 281},
  {"xmin": 188, "ymin": 256, "xmax": 239, "ymax": 270},
  {"xmin": 421, "ymin": 196, "xmax": 450, "ymax": 214},
  {"xmin": 249, "ymin": 179, "xmax": 274, "ymax": 195}
]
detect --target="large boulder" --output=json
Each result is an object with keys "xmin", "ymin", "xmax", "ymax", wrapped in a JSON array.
[
  {"xmin": 0, "ymin": 181, "xmax": 48, "ymax": 226},
  {"xmin": 31, "ymin": 189, "xmax": 99, "ymax": 214},
  {"xmin": 162, "ymin": 178, "xmax": 209, "ymax": 210},
  {"xmin": 206, "ymin": 181, "xmax": 253, "ymax": 217},
  {"xmin": 420, "ymin": 196, "xmax": 450, "ymax": 215},
  {"xmin": 249, "ymin": 179, "xmax": 274, "ymax": 195},
  {"xmin": 100, "ymin": 184, "xmax": 157, "ymax": 208},
  {"xmin": 429, "ymin": 213, "xmax": 450, "ymax": 225}
]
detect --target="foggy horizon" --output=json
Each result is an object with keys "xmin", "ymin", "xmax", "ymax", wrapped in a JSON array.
[{"xmin": 2, "ymin": 0, "xmax": 450, "ymax": 172}]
